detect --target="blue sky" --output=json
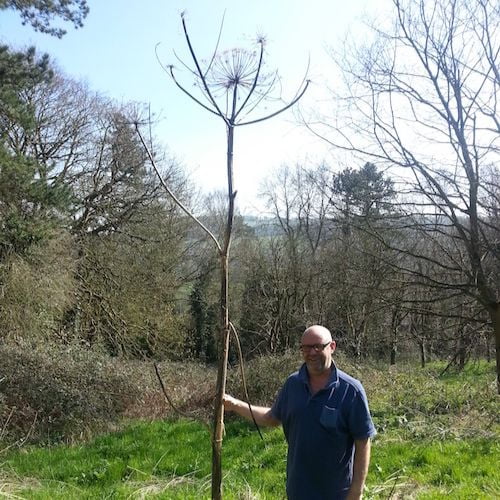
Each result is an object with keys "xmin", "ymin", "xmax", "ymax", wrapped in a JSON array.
[{"xmin": 0, "ymin": 0, "xmax": 389, "ymax": 214}]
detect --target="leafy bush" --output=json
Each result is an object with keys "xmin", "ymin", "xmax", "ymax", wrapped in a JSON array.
[
  {"xmin": 0, "ymin": 341, "xmax": 220, "ymax": 443},
  {"xmin": 0, "ymin": 341, "xmax": 141, "ymax": 442},
  {"xmin": 0, "ymin": 232, "xmax": 76, "ymax": 343},
  {"xmin": 228, "ymin": 353, "xmax": 499, "ymax": 442},
  {"xmin": 126, "ymin": 359, "xmax": 217, "ymax": 422},
  {"xmin": 2, "ymin": 340, "xmax": 496, "ymax": 447},
  {"xmin": 365, "ymin": 361, "xmax": 499, "ymax": 440},
  {"xmin": 226, "ymin": 350, "xmax": 299, "ymax": 406}
]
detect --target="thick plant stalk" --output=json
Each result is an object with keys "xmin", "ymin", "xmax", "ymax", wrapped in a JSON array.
[
  {"xmin": 212, "ymin": 254, "xmax": 231, "ymax": 499},
  {"xmin": 212, "ymin": 119, "xmax": 236, "ymax": 499}
]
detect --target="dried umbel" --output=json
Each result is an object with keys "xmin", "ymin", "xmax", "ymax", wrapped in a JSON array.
[
  {"xmin": 208, "ymin": 48, "xmax": 262, "ymax": 91},
  {"xmin": 165, "ymin": 16, "xmax": 308, "ymax": 126}
]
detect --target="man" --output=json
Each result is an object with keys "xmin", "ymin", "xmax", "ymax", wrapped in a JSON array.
[{"xmin": 223, "ymin": 325, "xmax": 376, "ymax": 500}]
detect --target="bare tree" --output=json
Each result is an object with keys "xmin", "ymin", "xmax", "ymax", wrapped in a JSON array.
[
  {"xmin": 255, "ymin": 164, "xmax": 334, "ymax": 349},
  {"xmin": 136, "ymin": 13, "xmax": 308, "ymax": 499},
  {"xmin": 308, "ymin": 0, "xmax": 500, "ymax": 391}
]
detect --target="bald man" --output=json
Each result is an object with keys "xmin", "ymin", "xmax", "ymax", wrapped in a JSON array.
[{"xmin": 224, "ymin": 325, "xmax": 376, "ymax": 500}]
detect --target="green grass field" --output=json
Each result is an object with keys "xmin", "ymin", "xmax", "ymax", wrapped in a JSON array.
[{"xmin": 1, "ymin": 361, "xmax": 499, "ymax": 499}]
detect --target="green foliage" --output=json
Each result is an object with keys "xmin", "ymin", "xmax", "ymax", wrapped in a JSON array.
[
  {"xmin": 368, "ymin": 438, "xmax": 499, "ymax": 499},
  {"xmin": 0, "ymin": 0, "xmax": 89, "ymax": 37},
  {"xmin": 332, "ymin": 162, "xmax": 395, "ymax": 218},
  {"xmin": 0, "ymin": 232, "xmax": 76, "ymax": 341},
  {"xmin": 189, "ymin": 266, "xmax": 217, "ymax": 362},
  {"xmin": 0, "ymin": 147, "xmax": 71, "ymax": 256},
  {"xmin": 0, "ymin": 51, "xmax": 193, "ymax": 357},
  {"xmin": 0, "ymin": 341, "xmax": 142, "ymax": 441},
  {"xmin": 0, "ymin": 342, "xmax": 218, "ymax": 443},
  {"xmin": 0, "ymin": 420, "xmax": 285, "ymax": 499},
  {"xmin": 0, "ymin": 46, "xmax": 71, "ymax": 257},
  {"xmin": 365, "ymin": 361, "xmax": 498, "ymax": 442},
  {"xmin": 0, "ymin": 45, "xmax": 51, "ymax": 130}
]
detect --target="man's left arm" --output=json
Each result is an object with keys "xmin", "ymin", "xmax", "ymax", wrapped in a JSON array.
[{"xmin": 346, "ymin": 438, "xmax": 371, "ymax": 500}]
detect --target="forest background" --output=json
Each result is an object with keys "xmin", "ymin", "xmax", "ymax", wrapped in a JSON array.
[{"xmin": 0, "ymin": 0, "xmax": 499, "ymax": 476}]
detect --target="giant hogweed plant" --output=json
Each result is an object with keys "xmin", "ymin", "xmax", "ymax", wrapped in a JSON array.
[{"xmin": 135, "ymin": 13, "xmax": 308, "ymax": 499}]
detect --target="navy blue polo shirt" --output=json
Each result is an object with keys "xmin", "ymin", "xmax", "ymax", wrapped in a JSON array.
[{"xmin": 271, "ymin": 363, "xmax": 376, "ymax": 500}]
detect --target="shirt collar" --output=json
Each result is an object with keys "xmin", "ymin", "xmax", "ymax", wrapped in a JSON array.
[{"xmin": 298, "ymin": 362, "xmax": 339, "ymax": 389}]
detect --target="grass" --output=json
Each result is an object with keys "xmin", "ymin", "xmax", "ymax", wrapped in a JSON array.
[
  {"xmin": 0, "ymin": 420, "xmax": 286, "ymax": 499},
  {"xmin": 369, "ymin": 438, "xmax": 499, "ymax": 499},
  {"xmin": 1, "ymin": 360, "xmax": 499, "ymax": 499}
]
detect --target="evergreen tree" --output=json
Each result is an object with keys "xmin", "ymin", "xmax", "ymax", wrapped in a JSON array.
[
  {"xmin": 0, "ymin": 46, "xmax": 69, "ymax": 258},
  {"xmin": 0, "ymin": 0, "xmax": 89, "ymax": 37}
]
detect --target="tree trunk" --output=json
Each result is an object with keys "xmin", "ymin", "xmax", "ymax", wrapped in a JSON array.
[
  {"xmin": 212, "ymin": 254, "xmax": 230, "ymax": 499},
  {"xmin": 390, "ymin": 310, "xmax": 399, "ymax": 365},
  {"xmin": 485, "ymin": 332, "xmax": 491, "ymax": 363},
  {"xmin": 390, "ymin": 339, "xmax": 397, "ymax": 365},
  {"xmin": 146, "ymin": 22, "xmax": 308, "ymax": 496},
  {"xmin": 419, "ymin": 340, "xmax": 426, "ymax": 368},
  {"xmin": 458, "ymin": 328, "xmax": 467, "ymax": 371},
  {"xmin": 355, "ymin": 333, "xmax": 361, "ymax": 359},
  {"xmin": 487, "ymin": 304, "xmax": 500, "ymax": 394}
]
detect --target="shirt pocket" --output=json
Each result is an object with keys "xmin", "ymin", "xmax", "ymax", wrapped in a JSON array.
[{"xmin": 319, "ymin": 405, "xmax": 340, "ymax": 432}]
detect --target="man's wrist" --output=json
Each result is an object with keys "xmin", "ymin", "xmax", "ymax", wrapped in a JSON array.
[
  {"xmin": 349, "ymin": 483, "xmax": 363, "ymax": 491},
  {"xmin": 347, "ymin": 483, "xmax": 364, "ymax": 498}
]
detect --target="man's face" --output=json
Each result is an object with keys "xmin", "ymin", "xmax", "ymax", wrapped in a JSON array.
[{"xmin": 300, "ymin": 328, "xmax": 336, "ymax": 376}]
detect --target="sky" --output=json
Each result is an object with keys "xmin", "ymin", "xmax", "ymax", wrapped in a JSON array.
[{"xmin": 0, "ymin": 0, "xmax": 391, "ymax": 215}]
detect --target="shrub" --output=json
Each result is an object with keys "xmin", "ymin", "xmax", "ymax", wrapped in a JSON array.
[
  {"xmin": 0, "ymin": 341, "xmax": 141, "ymax": 442},
  {"xmin": 226, "ymin": 350, "xmax": 301, "ymax": 405},
  {"xmin": 0, "ymin": 232, "xmax": 76, "ymax": 343},
  {"xmin": 125, "ymin": 359, "xmax": 217, "ymax": 422},
  {"xmin": 0, "ymin": 341, "xmax": 220, "ymax": 443},
  {"xmin": 365, "ymin": 361, "xmax": 498, "ymax": 440}
]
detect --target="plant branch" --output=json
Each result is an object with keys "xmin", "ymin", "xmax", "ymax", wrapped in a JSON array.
[
  {"xmin": 237, "ymin": 80, "xmax": 310, "ymax": 126},
  {"xmin": 134, "ymin": 122, "xmax": 222, "ymax": 252},
  {"xmin": 229, "ymin": 321, "xmax": 264, "ymax": 441}
]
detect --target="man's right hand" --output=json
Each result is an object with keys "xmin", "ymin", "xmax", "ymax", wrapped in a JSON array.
[
  {"xmin": 222, "ymin": 394, "xmax": 280, "ymax": 427},
  {"xmin": 223, "ymin": 394, "xmax": 240, "ymax": 412}
]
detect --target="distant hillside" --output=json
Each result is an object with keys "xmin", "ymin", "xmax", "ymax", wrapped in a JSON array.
[{"xmin": 242, "ymin": 215, "xmax": 279, "ymax": 237}]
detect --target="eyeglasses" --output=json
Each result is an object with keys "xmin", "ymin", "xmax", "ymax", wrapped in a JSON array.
[{"xmin": 299, "ymin": 342, "xmax": 331, "ymax": 353}]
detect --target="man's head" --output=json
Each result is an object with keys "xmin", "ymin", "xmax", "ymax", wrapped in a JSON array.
[{"xmin": 300, "ymin": 325, "xmax": 336, "ymax": 376}]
